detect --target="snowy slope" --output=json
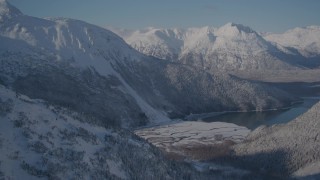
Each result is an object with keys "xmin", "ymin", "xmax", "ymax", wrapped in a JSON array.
[
  {"xmin": 120, "ymin": 27, "xmax": 185, "ymax": 61},
  {"xmin": 0, "ymin": 85, "xmax": 217, "ymax": 179},
  {"xmin": 0, "ymin": 1, "xmax": 142, "ymax": 67},
  {"xmin": 233, "ymin": 101, "xmax": 320, "ymax": 178},
  {"xmin": 114, "ymin": 23, "xmax": 298, "ymax": 70},
  {"xmin": 0, "ymin": 0, "xmax": 170, "ymax": 125},
  {"xmin": 265, "ymin": 26, "xmax": 320, "ymax": 57}
]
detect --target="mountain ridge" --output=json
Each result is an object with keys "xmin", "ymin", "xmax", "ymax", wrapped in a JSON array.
[
  {"xmin": 265, "ymin": 25, "xmax": 320, "ymax": 58},
  {"xmin": 113, "ymin": 23, "xmax": 320, "ymax": 71},
  {"xmin": 0, "ymin": 0, "xmax": 22, "ymax": 22}
]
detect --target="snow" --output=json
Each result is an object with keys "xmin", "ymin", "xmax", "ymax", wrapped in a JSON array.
[
  {"xmin": 106, "ymin": 160, "xmax": 127, "ymax": 179},
  {"xmin": 0, "ymin": 88, "xmax": 43, "ymax": 179},
  {"xmin": 113, "ymin": 22, "xmax": 291, "ymax": 70},
  {"xmin": 118, "ymin": 27, "xmax": 185, "ymax": 60},
  {"xmin": 1, "ymin": 84, "xmax": 198, "ymax": 179},
  {"xmin": 215, "ymin": 22, "xmax": 255, "ymax": 38},
  {"xmin": 0, "ymin": 85, "xmax": 130, "ymax": 179},
  {"xmin": 113, "ymin": 70, "xmax": 170, "ymax": 124},
  {"xmin": 0, "ymin": 2, "xmax": 170, "ymax": 124},
  {"xmin": 113, "ymin": 22, "xmax": 270, "ymax": 58},
  {"xmin": 265, "ymin": 26, "xmax": 320, "ymax": 57},
  {"xmin": 0, "ymin": 0, "xmax": 22, "ymax": 22},
  {"xmin": 135, "ymin": 121, "xmax": 250, "ymax": 158},
  {"xmin": 0, "ymin": 14, "xmax": 143, "ymax": 69},
  {"xmin": 1, "ymin": 84, "xmax": 212, "ymax": 179}
]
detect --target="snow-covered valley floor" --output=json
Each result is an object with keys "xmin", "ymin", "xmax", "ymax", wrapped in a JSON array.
[{"xmin": 135, "ymin": 121, "xmax": 250, "ymax": 161}]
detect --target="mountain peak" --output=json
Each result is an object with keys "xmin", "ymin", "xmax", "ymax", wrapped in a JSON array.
[
  {"xmin": 0, "ymin": 0, "xmax": 22, "ymax": 22},
  {"xmin": 220, "ymin": 22, "xmax": 254, "ymax": 33},
  {"xmin": 214, "ymin": 22, "xmax": 256, "ymax": 38}
]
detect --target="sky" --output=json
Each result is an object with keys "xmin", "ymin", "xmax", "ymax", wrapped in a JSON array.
[{"xmin": 8, "ymin": 0, "xmax": 320, "ymax": 33}]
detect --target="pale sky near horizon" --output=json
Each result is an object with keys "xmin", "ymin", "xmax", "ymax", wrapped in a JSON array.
[{"xmin": 8, "ymin": 0, "xmax": 320, "ymax": 33}]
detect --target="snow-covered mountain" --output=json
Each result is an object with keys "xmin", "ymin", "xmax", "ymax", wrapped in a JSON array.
[
  {"xmin": 113, "ymin": 23, "xmax": 304, "ymax": 71},
  {"xmin": 0, "ymin": 0, "xmax": 170, "ymax": 127},
  {"xmin": 112, "ymin": 27, "xmax": 185, "ymax": 61},
  {"xmin": 0, "ymin": 1, "xmax": 316, "ymax": 179},
  {"xmin": 0, "ymin": 0, "xmax": 295, "ymax": 128},
  {"xmin": 264, "ymin": 26, "xmax": 320, "ymax": 58}
]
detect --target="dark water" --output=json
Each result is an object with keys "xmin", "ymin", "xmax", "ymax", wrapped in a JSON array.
[{"xmin": 202, "ymin": 97, "xmax": 320, "ymax": 130}]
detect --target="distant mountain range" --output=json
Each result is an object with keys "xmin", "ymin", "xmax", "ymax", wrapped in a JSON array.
[{"xmin": 112, "ymin": 23, "xmax": 320, "ymax": 71}]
